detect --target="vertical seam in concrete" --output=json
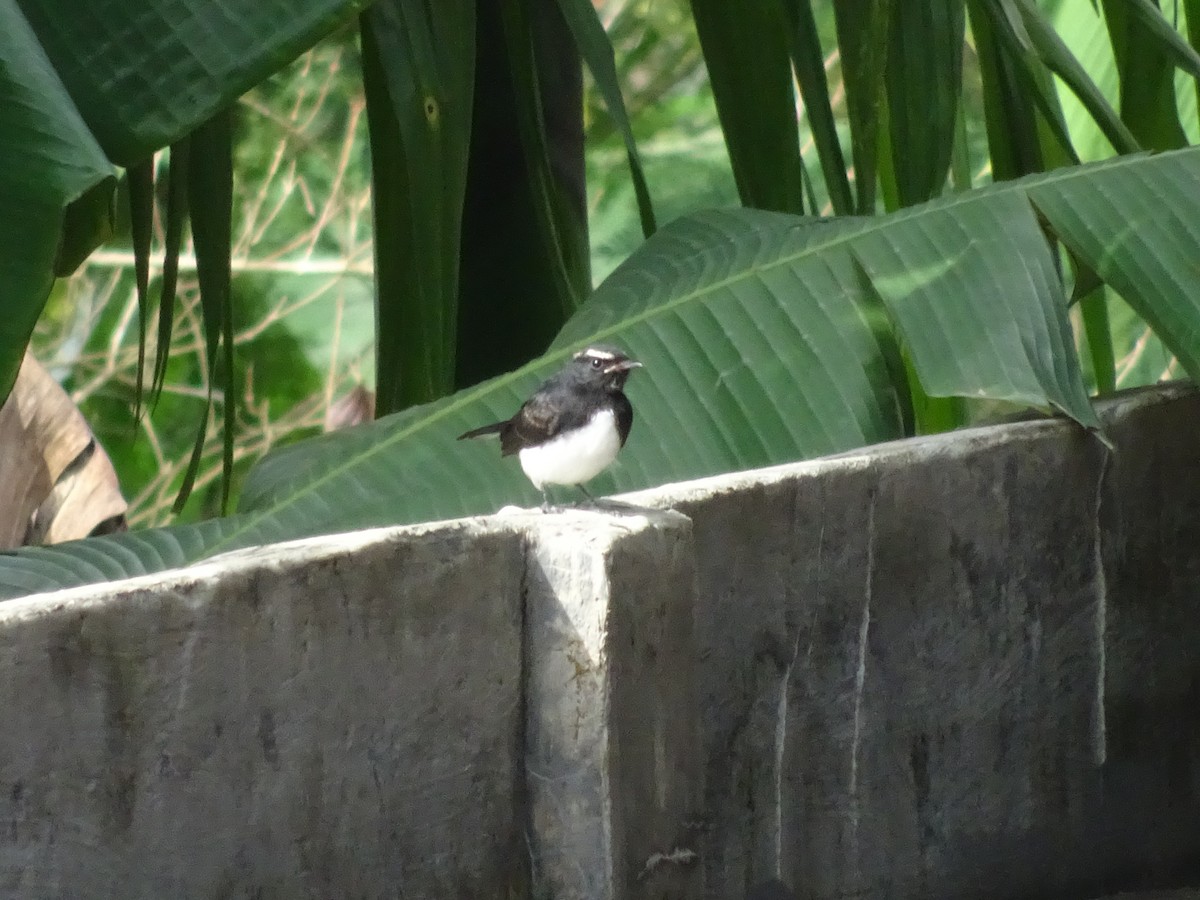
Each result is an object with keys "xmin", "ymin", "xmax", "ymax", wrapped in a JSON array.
[
  {"xmin": 849, "ymin": 494, "xmax": 875, "ymax": 854},
  {"xmin": 1092, "ymin": 448, "xmax": 1110, "ymax": 767}
]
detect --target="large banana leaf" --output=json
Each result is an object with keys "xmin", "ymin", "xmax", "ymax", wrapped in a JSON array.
[
  {"xmin": 4, "ymin": 148, "xmax": 1200, "ymax": 599},
  {"xmin": 15, "ymin": 0, "xmax": 369, "ymax": 165}
]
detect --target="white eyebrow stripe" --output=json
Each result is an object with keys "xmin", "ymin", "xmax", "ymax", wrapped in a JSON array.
[{"xmin": 577, "ymin": 347, "xmax": 617, "ymax": 360}]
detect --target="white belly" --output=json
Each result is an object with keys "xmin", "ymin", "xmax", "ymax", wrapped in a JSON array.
[{"xmin": 519, "ymin": 408, "xmax": 622, "ymax": 489}]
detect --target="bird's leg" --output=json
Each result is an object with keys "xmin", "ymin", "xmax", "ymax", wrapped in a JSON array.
[
  {"xmin": 576, "ymin": 483, "xmax": 597, "ymax": 506},
  {"xmin": 540, "ymin": 487, "xmax": 552, "ymax": 512}
]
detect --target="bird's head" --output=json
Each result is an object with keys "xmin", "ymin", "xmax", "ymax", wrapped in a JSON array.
[{"xmin": 572, "ymin": 345, "xmax": 642, "ymax": 390}]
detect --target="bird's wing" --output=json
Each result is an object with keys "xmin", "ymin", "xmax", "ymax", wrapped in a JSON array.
[
  {"xmin": 500, "ymin": 390, "xmax": 565, "ymax": 456},
  {"xmin": 457, "ymin": 420, "xmax": 506, "ymax": 440}
]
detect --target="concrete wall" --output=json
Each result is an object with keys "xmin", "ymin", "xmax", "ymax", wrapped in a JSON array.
[
  {"xmin": 630, "ymin": 384, "xmax": 1200, "ymax": 900},
  {"xmin": 0, "ymin": 524, "xmax": 528, "ymax": 899},
  {"xmin": 0, "ymin": 511, "xmax": 703, "ymax": 900},
  {"xmin": 2, "ymin": 384, "xmax": 1198, "ymax": 899}
]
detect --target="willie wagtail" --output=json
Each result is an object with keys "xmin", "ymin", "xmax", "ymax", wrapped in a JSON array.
[{"xmin": 457, "ymin": 345, "xmax": 642, "ymax": 509}]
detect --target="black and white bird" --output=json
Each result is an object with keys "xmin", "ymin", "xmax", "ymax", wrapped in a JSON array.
[{"xmin": 457, "ymin": 345, "xmax": 642, "ymax": 509}]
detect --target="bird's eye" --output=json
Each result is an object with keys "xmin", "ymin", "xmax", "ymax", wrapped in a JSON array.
[{"xmin": 590, "ymin": 357, "xmax": 603, "ymax": 368}]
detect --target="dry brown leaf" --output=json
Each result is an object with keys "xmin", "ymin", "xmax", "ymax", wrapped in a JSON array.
[
  {"xmin": 324, "ymin": 384, "xmax": 375, "ymax": 431},
  {"xmin": 0, "ymin": 352, "xmax": 127, "ymax": 549}
]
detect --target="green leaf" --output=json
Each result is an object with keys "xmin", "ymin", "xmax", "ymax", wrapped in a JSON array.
[
  {"xmin": 0, "ymin": 0, "xmax": 115, "ymax": 401},
  {"xmin": 127, "ymin": 158, "xmax": 155, "ymax": 419},
  {"xmin": 497, "ymin": 0, "xmax": 589, "ymax": 313},
  {"xmin": 0, "ymin": 518, "xmax": 251, "ymax": 597},
  {"xmin": 949, "ymin": 100, "xmax": 974, "ymax": 192},
  {"xmin": 978, "ymin": 0, "xmax": 1081, "ymax": 170},
  {"xmin": 16, "ymin": 0, "xmax": 371, "ymax": 164},
  {"xmin": 1101, "ymin": 0, "xmax": 1189, "ymax": 150},
  {"xmin": 1079, "ymin": 288, "xmax": 1116, "ymax": 395},
  {"xmin": 11, "ymin": 149, "xmax": 1199, "ymax": 598},
  {"xmin": 56, "ymin": 173, "xmax": 117, "ymax": 277},
  {"xmin": 153, "ymin": 139, "xmax": 190, "ymax": 404},
  {"xmin": 1029, "ymin": 148, "xmax": 1200, "ymax": 381},
  {"xmin": 361, "ymin": 0, "xmax": 475, "ymax": 412},
  {"xmin": 852, "ymin": 190, "xmax": 1094, "ymax": 424},
  {"xmin": 885, "ymin": 0, "xmax": 965, "ymax": 206},
  {"xmin": 454, "ymin": 0, "xmax": 588, "ymax": 389},
  {"xmin": 554, "ymin": 0, "xmax": 656, "ymax": 237},
  {"xmin": 781, "ymin": 0, "xmax": 853, "ymax": 215},
  {"xmin": 834, "ymin": 0, "xmax": 893, "ymax": 213},
  {"xmin": 969, "ymin": 0, "xmax": 1043, "ymax": 178},
  {"xmin": 1014, "ymin": 0, "xmax": 1140, "ymax": 156},
  {"xmin": 177, "ymin": 110, "xmax": 234, "ymax": 514},
  {"xmin": 689, "ymin": 0, "xmax": 805, "ymax": 213},
  {"xmin": 1187, "ymin": 0, "xmax": 1200, "ymax": 116},
  {"xmin": 1123, "ymin": 0, "xmax": 1200, "ymax": 85}
]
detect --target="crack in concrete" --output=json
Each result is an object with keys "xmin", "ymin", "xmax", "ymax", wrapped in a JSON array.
[
  {"xmin": 772, "ymin": 491, "xmax": 818, "ymax": 878},
  {"xmin": 775, "ymin": 619, "xmax": 803, "ymax": 878},
  {"xmin": 849, "ymin": 494, "xmax": 875, "ymax": 855}
]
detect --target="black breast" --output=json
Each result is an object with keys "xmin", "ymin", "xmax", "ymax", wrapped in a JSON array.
[{"xmin": 612, "ymin": 390, "xmax": 633, "ymax": 446}]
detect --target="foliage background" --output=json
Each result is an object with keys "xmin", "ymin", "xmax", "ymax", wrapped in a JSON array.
[
  {"xmin": 33, "ymin": 0, "xmax": 1186, "ymax": 527},
  {"xmin": 30, "ymin": 34, "xmax": 373, "ymax": 526},
  {"xmin": 26, "ymin": 1, "xmax": 717, "ymax": 525},
  {"xmin": 9, "ymin": 1, "xmax": 1200, "ymax": 600}
]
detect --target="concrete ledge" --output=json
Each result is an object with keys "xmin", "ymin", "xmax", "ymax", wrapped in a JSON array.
[
  {"xmin": 0, "ymin": 522, "xmax": 527, "ymax": 899},
  {"xmin": 2, "ymin": 384, "xmax": 1198, "ymax": 899}
]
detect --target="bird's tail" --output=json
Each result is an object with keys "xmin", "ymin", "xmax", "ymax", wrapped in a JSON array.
[{"xmin": 457, "ymin": 421, "xmax": 505, "ymax": 440}]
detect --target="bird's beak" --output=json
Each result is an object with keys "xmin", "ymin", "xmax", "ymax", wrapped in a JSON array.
[{"xmin": 608, "ymin": 359, "xmax": 643, "ymax": 373}]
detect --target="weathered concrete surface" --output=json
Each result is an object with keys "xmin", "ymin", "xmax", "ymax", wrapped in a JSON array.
[
  {"xmin": 0, "ymin": 522, "xmax": 527, "ymax": 899},
  {"xmin": 519, "ymin": 507, "xmax": 704, "ymax": 900},
  {"xmin": 3, "ymin": 383, "xmax": 1199, "ymax": 900},
  {"xmin": 623, "ymin": 383, "xmax": 1200, "ymax": 900},
  {"xmin": 1096, "ymin": 389, "xmax": 1200, "ymax": 894}
]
